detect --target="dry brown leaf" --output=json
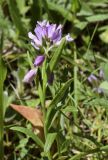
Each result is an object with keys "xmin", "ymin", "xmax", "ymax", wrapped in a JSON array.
[
  {"xmin": 10, "ymin": 104, "xmax": 43, "ymax": 127},
  {"xmin": 10, "ymin": 104, "xmax": 44, "ymax": 139}
]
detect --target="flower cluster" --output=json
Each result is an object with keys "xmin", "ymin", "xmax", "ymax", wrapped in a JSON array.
[
  {"xmin": 28, "ymin": 20, "xmax": 73, "ymax": 51},
  {"xmin": 23, "ymin": 20, "xmax": 73, "ymax": 83}
]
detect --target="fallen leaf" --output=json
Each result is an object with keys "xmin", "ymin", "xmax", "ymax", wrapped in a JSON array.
[{"xmin": 10, "ymin": 104, "xmax": 44, "ymax": 139}]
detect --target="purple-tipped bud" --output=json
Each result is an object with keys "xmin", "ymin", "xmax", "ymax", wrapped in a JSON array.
[
  {"xmin": 34, "ymin": 55, "xmax": 45, "ymax": 67},
  {"xmin": 88, "ymin": 74, "xmax": 97, "ymax": 83},
  {"xmin": 48, "ymin": 72, "xmax": 54, "ymax": 85},
  {"xmin": 66, "ymin": 34, "xmax": 74, "ymax": 42},
  {"xmin": 23, "ymin": 69, "xmax": 37, "ymax": 83}
]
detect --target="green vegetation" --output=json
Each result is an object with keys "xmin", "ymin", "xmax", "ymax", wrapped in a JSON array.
[{"xmin": 1, "ymin": 0, "xmax": 108, "ymax": 159}]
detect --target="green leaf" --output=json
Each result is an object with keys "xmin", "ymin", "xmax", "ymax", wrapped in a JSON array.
[
  {"xmin": 42, "ymin": 59, "xmax": 47, "ymax": 103},
  {"xmin": 46, "ymin": 78, "xmax": 73, "ymax": 129},
  {"xmin": 7, "ymin": 0, "xmax": 27, "ymax": 35},
  {"xmin": 42, "ymin": 0, "xmax": 52, "ymax": 20},
  {"xmin": 47, "ymin": 2, "xmax": 73, "ymax": 22},
  {"xmin": 71, "ymin": 0, "xmax": 81, "ymax": 13},
  {"xmin": 10, "ymin": 126, "xmax": 44, "ymax": 149},
  {"xmin": 44, "ymin": 133, "xmax": 57, "ymax": 152},
  {"xmin": 86, "ymin": 14, "xmax": 108, "ymax": 22},
  {"xmin": 31, "ymin": 0, "xmax": 42, "ymax": 28},
  {"xmin": 38, "ymin": 82, "xmax": 44, "ymax": 107},
  {"xmin": 99, "ymin": 81, "xmax": 108, "ymax": 90},
  {"xmin": 0, "ymin": 31, "xmax": 7, "ymax": 88},
  {"xmin": 16, "ymin": 0, "xmax": 30, "ymax": 15},
  {"xmin": 49, "ymin": 78, "xmax": 73, "ymax": 108},
  {"xmin": 100, "ymin": 29, "xmax": 108, "ymax": 44},
  {"xmin": 101, "ymin": 62, "xmax": 108, "ymax": 81},
  {"xmin": 49, "ymin": 38, "xmax": 66, "ymax": 72},
  {"xmin": 0, "ymin": 31, "xmax": 7, "ymax": 158},
  {"xmin": 0, "ymin": 31, "xmax": 3, "ymax": 53},
  {"xmin": 77, "ymin": 2, "xmax": 93, "ymax": 16},
  {"xmin": 87, "ymin": 98, "xmax": 108, "ymax": 108}
]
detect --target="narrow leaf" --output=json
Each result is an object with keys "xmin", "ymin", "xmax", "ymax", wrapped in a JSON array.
[
  {"xmin": 86, "ymin": 14, "xmax": 108, "ymax": 22},
  {"xmin": 41, "ymin": 0, "xmax": 52, "ymax": 20},
  {"xmin": 0, "ymin": 31, "xmax": 7, "ymax": 159},
  {"xmin": 7, "ymin": 0, "xmax": 27, "ymax": 35},
  {"xmin": 47, "ymin": 2, "xmax": 73, "ymax": 22},
  {"xmin": 50, "ymin": 38, "xmax": 65, "ymax": 71},
  {"xmin": 10, "ymin": 126, "xmax": 44, "ymax": 148},
  {"xmin": 31, "ymin": 0, "xmax": 42, "ymax": 28},
  {"xmin": 49, "ymin": 78, "xmax": 73, "ymax": 108},
  {"xmin": 46, "ymin": 78, "xmax": 73, "ymax": 129},
  {"xmin": 44, "ymin": 133, "xmax": 57, "ymax": 152}
]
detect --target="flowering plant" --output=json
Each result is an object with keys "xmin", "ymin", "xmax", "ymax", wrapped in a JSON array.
[
  {"xmin": 11, "ymin": 20, "xmax": 73, "ymax": 159},
  {"xmin": 23, "ymin": 20, "xmax": 73, "ymax": 83}
]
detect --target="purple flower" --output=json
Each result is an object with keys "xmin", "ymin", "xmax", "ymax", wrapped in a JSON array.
[
  {"xmin": 66, "ymin": 34, "xmax": 74, "ymax": 42},
  {"xmin": 28, "ymin": 20, "xmax": 73, "ymax": 50},
  {"xmin": 88, "ymin": 74, "xmax": 98, "ymax": 84},
  {"xmin": 28, "ymin": 32, "xmax": 42, "ymax": 50},
  {"xmin": 23, "ymin": 69, "xmax": 37, "ymax": 83},
  {"xmin": 34, "ymin": 55, "xmax": 45, "ymax": 66}
]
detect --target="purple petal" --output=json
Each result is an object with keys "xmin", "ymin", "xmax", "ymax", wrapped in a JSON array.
[
  {"xmin": 28, "ymin": 32, "xmax": 42, "ymax": 48},
  {"xmin": 52, "ymin": 27, "xmax": 62, "ymax": 42},
  {"xmin": 66, "ymin": 34, "xmax": 74, "ymax": 42},
  {"xmin": 28, "ymin": 32, "xmax": 36, "ymax": 40},
  {"xmin": 31, "ymin": 41, "xmax": 39, "ymax": 50},
  {"xmin": 37, "ymin": 20, "xmax": 47, "ymax": 27},
  {"xmin": 34, "ymin": 55, "xmax": 45, "ymax": 66},
  {"xmin": 34, "ymin": 26, "xmax": 43, "ymax": 41},
  {"xmin": 88, "ymin": 74, "xmax": 98, "ymax": 83},
  {"xmin": 47, "ymin": 24, "xmax": 56, "ymax": 39},
  {"xmin": 23, "ymin": 69, "xmax": 37, "ymax": 83},
  {"xmin": 57, "ymin": 24, "xmax": 62, "ymax": 30}
]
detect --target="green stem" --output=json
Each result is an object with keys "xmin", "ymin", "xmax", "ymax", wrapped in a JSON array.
[{"xmin": 41, "ymin": 59, "xmax": 47, "ymax": 140}]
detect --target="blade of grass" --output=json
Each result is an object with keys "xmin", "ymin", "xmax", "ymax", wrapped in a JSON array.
[
  {"xmin": 69, "ymin": 145, "xmax": 108, "ymax": 160},
  {"xmin": 46, "ymin": 78, "xmax": 73, "ymax": 131},
  {"xmin": 41, "ymin": 0, "xmax": 52, "ymax": 20},
  {"xmin": 49, "ymin": 38, "xmax": 66, "ymax": 72},
  {"xmin": 47, "ymin": 1, "xmax": 73, "ymax": 22},
  {"xmin": 44, "ymin": 133, "xmax": 57, "ymax": 152},
  {"xmin": 10, "ymin": 126, "xmax": 44, "ymax": 149},
  {"xmin": 31, "ymin": 0, "xmax": 42, "ymax": 28},
  {"xmin": 7, "ymin": 0, "xmax": 27, "ymax": 35},
  {"xmin": 0, "ymin": 31, "xmax": 7, "ymax": 160}
]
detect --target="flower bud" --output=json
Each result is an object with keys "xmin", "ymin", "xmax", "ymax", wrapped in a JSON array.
[
  {"xmin": 34, "ymin": 55, "xmax": 45, "ymax": 67},
  {"xmin": 23, "ymin": 69, "xmax": 37, "ymax": 83}
]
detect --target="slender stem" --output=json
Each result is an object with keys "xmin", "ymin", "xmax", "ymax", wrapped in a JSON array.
[
  {"xmin": 41, "ymin": 58, "xmax": 47, "ymax": 140},
  {"xmin": 86, "ymin": 23, "xmax": 99, "ymax": 67}
]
